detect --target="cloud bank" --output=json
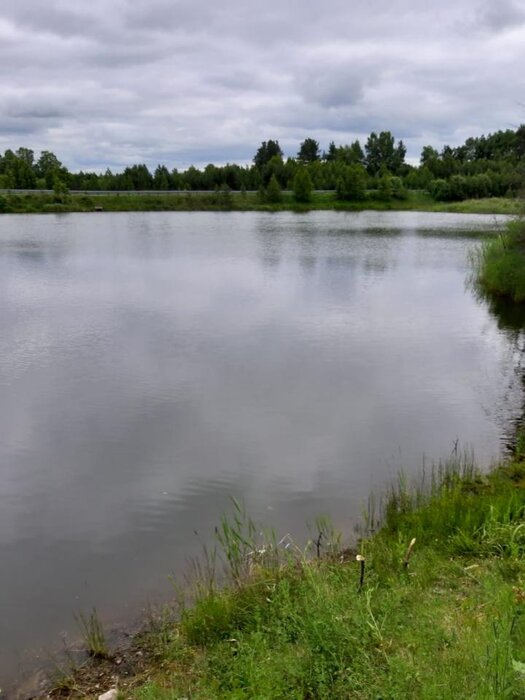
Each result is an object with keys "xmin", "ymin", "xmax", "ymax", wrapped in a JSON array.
[{"xmin": 1, "ymin": 0, "xmax": 524, "ymax": 170}]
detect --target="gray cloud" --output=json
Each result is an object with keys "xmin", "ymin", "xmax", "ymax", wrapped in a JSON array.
[
  {"xmin": 297, "ymin": 64, "xmax": 366, "ymax": 109},
  {"xmin": 479, "ymin": 0, "xmax": 525, "ymax": 31},
  {"xmin": 0, "ymin": 0, "xmax": 524, "ymax": 171}
]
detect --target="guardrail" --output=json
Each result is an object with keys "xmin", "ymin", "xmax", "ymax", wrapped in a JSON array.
[{"xmin": 0, "ymin": 189, "xmax": 336, "ymax": 196}]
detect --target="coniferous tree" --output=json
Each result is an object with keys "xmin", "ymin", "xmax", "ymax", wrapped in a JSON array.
[
  {"xmin": 297, "ymin": 138, "xmax": 320, "ymax": 164},
  {"xmin": 253, "ymin": 140, "xmax": 283, "ymax": 169},
  {"xmin": 265, "ymin": 174, "xmax": 282, "ymax": 203},
  {"xmin": 293, "ymin": 167, "xmax": 313, "ymax": 203}
]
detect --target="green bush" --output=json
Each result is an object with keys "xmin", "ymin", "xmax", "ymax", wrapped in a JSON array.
[
  {"xmin": 292, "ymin": 167, "xmax": 313, "ymax": 203},
  {"xmin": 335, "ymin": 164, "xmax": 367, "ymax": 201},
  {"xmin": 475, "ymin": 221, "xmax": 525, "ymax": 302},
  {"xmin": 265, "ymin": 174, "xmax": 282, "ymax": 204}
]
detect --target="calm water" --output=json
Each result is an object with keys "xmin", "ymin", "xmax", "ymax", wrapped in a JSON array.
[{"xmin": 0, "ymin": 210, "xmax": 522, "ymax": 690}]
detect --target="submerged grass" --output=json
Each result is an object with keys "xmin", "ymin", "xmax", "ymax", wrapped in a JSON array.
[{"xmin": 49, "ymin": 454, "xmax": 525, "ymax": 699}]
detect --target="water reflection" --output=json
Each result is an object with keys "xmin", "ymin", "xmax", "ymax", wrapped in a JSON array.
[
  {"xmin": 478, "ymin": 293, "xmax": 525, "ymax": 451},
  {"xmin": 0, "ymin": 210, "xmax": 520, "ymax": 691},
  {"xmin": 485, "ymin": 296, "xmax": 525, "ymax": 335}
]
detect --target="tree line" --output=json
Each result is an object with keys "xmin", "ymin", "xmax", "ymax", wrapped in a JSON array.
[{"xmin": 1, "ymin": 125, "xmax": 524, "ymax": 204}]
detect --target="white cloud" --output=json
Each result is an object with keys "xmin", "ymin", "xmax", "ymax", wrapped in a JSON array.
[{"xmin": 0, "ymin": 0, "xmax": 524, "ymax": 170}]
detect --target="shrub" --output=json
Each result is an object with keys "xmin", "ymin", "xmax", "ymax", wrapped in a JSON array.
[
  {"xmin": 335, "ymin": 165, "xmax": 367, "ymax": 201},
  {"xmin": 474, "ymin": 220, "xmax": 525, "ymax": 302},
  {"xmin": 293, "ymin": 167, "xmax": 313, "ymax": 203}
]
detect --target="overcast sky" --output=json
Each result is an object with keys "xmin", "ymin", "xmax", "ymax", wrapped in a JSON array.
[{"xmin": 1, "ymin": 0, "xmax": 524, "ymax": 172}]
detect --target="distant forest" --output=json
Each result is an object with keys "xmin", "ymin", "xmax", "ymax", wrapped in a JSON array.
[{"xmin": 1, "ymin": 126, "xmax": 524, "ymax": 203}]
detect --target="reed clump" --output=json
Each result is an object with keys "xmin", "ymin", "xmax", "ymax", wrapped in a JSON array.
[
  {"xmin": 474, "ymin": 218, "xmax": 525, "ymax": 303},
  {"xmin": 74, "ymin": 608, "xmax": 110, "ymax": 660}
]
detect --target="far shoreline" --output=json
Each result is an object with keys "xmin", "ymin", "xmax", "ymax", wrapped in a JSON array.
[{"xmin": 0, "ymin": 190, "xmax": 520, "ymax": 217}]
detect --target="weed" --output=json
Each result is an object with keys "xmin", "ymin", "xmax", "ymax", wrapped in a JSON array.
[
  {"xmin": 75, "ymin": 608, "xmax": 110, "ymax": 659},
  {"xmin": 215, "ymin": 498, "xmax": 281, "ymax": 583},
  {"xmin": 48, "ymin": 659, "xmax": 80, "ymax": 695},
  {"xmin": 307, "ymin": 514, "xmax": 342, "ymax": 557}
]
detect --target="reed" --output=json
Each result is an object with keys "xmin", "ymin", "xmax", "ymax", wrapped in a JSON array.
[{"xmin": 75, "ymin": 608, "xmax": 109, "ymax": 659}]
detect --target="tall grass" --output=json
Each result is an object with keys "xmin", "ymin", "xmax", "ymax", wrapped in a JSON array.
[
  {"xmin": 126, "ymin": 457, "xmax": 525, "ymax": 699},
  {"xmin": 474, "ymin": 219, "xmax": 525, "ymax": 303},
  {"xmin": 74, "ymin": 608, "xmax": 109, "ymax": 659}
]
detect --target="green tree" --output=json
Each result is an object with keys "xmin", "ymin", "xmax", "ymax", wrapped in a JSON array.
[
  {"xmin": 390, "ymin": 176, "xmax": 408, "ymax": 200},
  {"xmin": 203, "ymin": 163, "xmax": 221, "ymax": 189},
  {"xmin": 377, "ymin": 174, "xmax": 393, "ymax": 200},
  {"xmin": 365, "ymin": 132, "xmax": 406, "ymax": 175},
  {"xmin": 122, "ymin": 164, "xmax": 153, "ymax": 190},
  {"xmin": 170, "ymin": 168, "xmax": 183, "ymax": 189},
  {"xmin": 53, "ymin": 176, "xmax": 69, "ymax": 203},
  {"xmin": 338, "ymin": 140, "xmax": 365, "ymax": 165},
  {"xmin": 293, "ymin": 167, "xmax": 313, "ymax": 203},
  {"xmin": 297, "ymin": 138, "xmax": 320, "ymax": 164},
  {"xmin": 2, "ymin": 149, "xmax": 36, "ymax": 188},
  {"xmin": 100, "ymin": 168, "xmax": 114, "ymax": 190},
  {"xmin": 323, "ymin": 141, "xmax": 337, "ymax": 161},
  {"xmin": 429, "ymin": 178, "xmax": 450, "ymax": 201},
  {"xmin": 515, "ymin": 124, "xmax": 525, "ymax": 159},
  {"xmin": 265, "ymin": 174, "xmax": 282, "ymax": 203},
  {"xmin": 15, "ymin": 147, "xmax": 34, "ymax": 168},
  {"xmin": 154, "ymin": 165, "xmax": 170, "ymax": 190},
  {"xmin": 335, "ymin": 164, "xmax": 367, "ymax": 201},
  {"xmin": 253, "ymin": 140, "xmax": 283, "ymax": 169},
  {"xmin": 261, "ymin": 154, "xmax": 285, "ymax": 186},
  {"xmin": 447, "ymin": 174, "xmax": 467, "ymax": 201},
  {"xmin": 420, "ymin": 145, "xmax": 440, "ymax": 176},
  {"xmin": 438, "ymin": 146, "xmax": 459, "ymax": 178},
  {"xmin": 36, "ymin": 151, "xmax": 68, "ymax": 188}
]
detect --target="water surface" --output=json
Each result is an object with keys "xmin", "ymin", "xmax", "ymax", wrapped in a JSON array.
[{"xmin": 0, "ymin": 210, "xmax": 521, "ymax": 689}]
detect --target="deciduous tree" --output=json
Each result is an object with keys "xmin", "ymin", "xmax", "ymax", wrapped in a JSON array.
[{"xmin": 335, "ymin": 164, "xmax": 367, "ymax": 201}]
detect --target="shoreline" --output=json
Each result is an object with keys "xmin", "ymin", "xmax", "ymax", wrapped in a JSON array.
[
  {"xmin": 12, "ymin": 451, "xmax": 525, "ymax": 699},
  {"xmin": 0, "ymin": 191, "xmax": 520, "ymax": 217}
]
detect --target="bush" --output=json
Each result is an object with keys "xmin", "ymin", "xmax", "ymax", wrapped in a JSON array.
[
  {"xmin": 390, "ymin": 176, "xmax": 408, "ymax": 200},
  {"xmin": 429, "ymin": 178, "xmax": 450, "ymax": 201},
  {"xmin": 293, "ymin": 167, "xmax": 313, "ymax": 203},
  {"xmin": 475, "ymin": 220, "xmax": 525, "ymax": 302},
  {"xmin": 264, "ymin": 175, "xmax": 282, "ymax": 204},
  {"xmin": 335, "ymin": 164, "xmax": 367, "ymax": 201},
  {"xmin": 377, "ymin": 174, "xmax": 393, "ymax": 201}
]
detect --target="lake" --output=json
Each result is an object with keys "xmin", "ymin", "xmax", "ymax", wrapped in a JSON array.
[{"xmin": 1, "ymin": 210, "xmax": 522, "ymax": 691}]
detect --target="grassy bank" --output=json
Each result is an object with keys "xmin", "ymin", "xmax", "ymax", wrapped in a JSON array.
[
  {"xmin": 0, "ymin": 190, "xmax": 520, "ymax": 215},
  {"xmin": 474, "ymin": 217, "xmax": 525, "ymax": 302},
  {"xmin": 49, "ymin": 453, "xmax": 525, "ymax": 699}
]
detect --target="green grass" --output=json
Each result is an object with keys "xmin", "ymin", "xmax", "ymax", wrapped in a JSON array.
[
  {"xmin": 0, "ymin": 190, "xmax": 521, "ymax": 215},
  {"xmin": 474, "ymin": 219, "xmax": 525, "ymax": 302},
  {"xmin": 116, "ymin": 457, "xmax": 525, "ymax": 700},
  {"xmin": 75, "ymin": 608, "xmax": 110, "ymax": 660},
  {"xmin": 431, "ymin": 197, "xmax": 521, "ymax": 215}
]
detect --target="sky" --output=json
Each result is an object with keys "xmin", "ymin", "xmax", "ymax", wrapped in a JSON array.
[{"xmin": 1, "ymin": 0, "xmax": 525, "ymax": 172}]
